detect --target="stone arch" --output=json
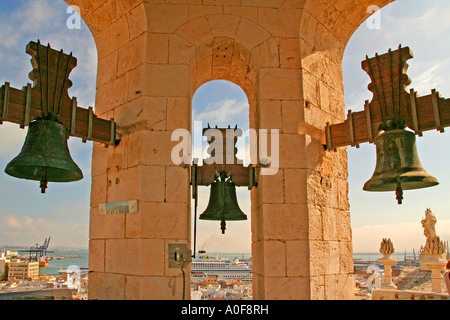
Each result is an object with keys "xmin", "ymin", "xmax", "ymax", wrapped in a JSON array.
[{"xmin": 57, "ymin": 0, "xmax": 412, "ymax": 300}]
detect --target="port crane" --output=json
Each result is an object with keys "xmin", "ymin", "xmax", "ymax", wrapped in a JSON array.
[{"xmin": 19, "ymin": 237, "xmax": 54, "ymax": 263}]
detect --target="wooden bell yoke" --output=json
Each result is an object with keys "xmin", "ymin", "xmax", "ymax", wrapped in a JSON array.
[
  {"xmin": 324, "ymin": 45, "xmax": 449, "ymax": 150},
  {"xmin": 0, "ymin": 40, "xmax": 118, "ymax": 147}
]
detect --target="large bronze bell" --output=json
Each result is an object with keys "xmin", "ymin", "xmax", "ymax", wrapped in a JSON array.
[
  {"xmin": 363, "ymin": 129, "xmax": 438, "ymax": 204},
  {"xmin": 5, "ymin": 118, "xmax": 83, "ymax": 193},
  {"xmin": 200, "ymin": 171, "xmax": 247, "ymax": 234}
]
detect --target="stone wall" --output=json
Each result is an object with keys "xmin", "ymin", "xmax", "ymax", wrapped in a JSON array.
[{"xmin": 64, "ymin": 0, "xmax": 396, "ymax": 300}]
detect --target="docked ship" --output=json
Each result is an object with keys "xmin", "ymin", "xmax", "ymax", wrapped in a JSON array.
[
  {"xmin": 191, "ymin": 255, "xmax": 252, "ymax": 282},
  {"xmin": 38, "ymin": 256, "xmax": 49, "ymax": 268}
]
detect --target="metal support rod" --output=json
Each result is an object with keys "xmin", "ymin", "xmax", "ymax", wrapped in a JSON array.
[
  {"xmin": 364, "ymin": 100, "xmax": 373, "ymax": 143},
  {"xmin": 2, "ymin": 82, "xmax": 10, "ymax": 124},
  {"xmin": 431, "ymin": 89, "xmax": 444, "ymax": 132}
]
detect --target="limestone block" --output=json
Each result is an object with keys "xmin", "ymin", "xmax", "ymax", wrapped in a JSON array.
[
  {"xmin": 235, "ymin": 18, "xmax": 271, "ymax": 51},
  {"xmin": 105, "ymin": 166, "xmax": 165, "ymax": 203},
  {"xmin": 310, "ymin": 275, "xmax": 325, "ymax": 299},
  {"xmin": 223, "ymin": 6, "xmax": 257, "ymax": 22},
  {"xmin": 169, "ymin": 34, "xmax": 196, "ymax": 65},
  {"xmin": 207, "ymin": 15, "xmax": 241, "ymax": 38},
  {"xmin": 89, "ymin": 207, "xmax": 125, "ymax": 239},
  {"xmin": 281, "ymin": 0, "xmax": 307, "ymax": 8},
  {"xmin": 195, "ymin": 56, "xmax": 213, "ymax": 87},
  {"xmin": 97, "ymin": 51, "xmax": 118, "ymax": 88},
  {"xmin": 299, "ymin": 10, "xmax": 317, "ymax": 47},
  {"xmin": 105, "ymin": 238, "xmax": 165, "ymax": 276},
  {"xmin": 125, "ymin": 275, "xmax": 186, "ymax": 300},
  {"xmin": 146, "ymin": 64, "xmax": 191, "ymax": 96},
  {"xmin": 309, "ymin": 240, "xmax": 340, "ymax": 276},
  {"xmin": 284, "ymin": 169, "xmax": 308, "ymax": 204},
  {"xmin": 90, "ymin": 174, "xmax": 107, "ymax": 208},
  {"xmin": 176, "ymin": 16, "xmax": 213, "ymax": 45},
  {"xmin": 258, "ymin": 169, "xmax": 284, "ymax": 204},
  {"xmin": 96, "ymin": 74, "xmax": 129, "ymax": 113},
  {"xmin": 83, "ymin": 1, "xmax": 120, "ymax": 34},
  {"xmin": 281, "ymin": 100, "xmax": 302, "ymax": 134},
  {"xmin": 114, "ymin": 96, "xmax": 167, "ymax": 133},
  {"xmin": 262, "ymin": 276, "xmax": 311, "ymax": 300},
  {"xmin": 125, "ymin": 202, "xmax": 189, "ymax": 239},
  {"xmin": 126, "ymin": 4, "xmax": 147, "ymax": 40},
  {"xmin": 89, "ymin": 239, "xmax": 105, "ymax": 272},
  {"xmin": 259, "ymin": 68, "xmax": 302, "ymax": 100},
  {"xmin": 258, "ymin": 8, "xmax": 302, "ymax": 38},
  {"xmin": 117, "ymin": 34, "xmax": 147, "ymax": 76},
  {"xmin": 260, "ymin": 203, "xmax": 309, "ymax": 240},
  {"xmin": 279, "ymin": 38, "xmax": 301, "ymax": 69},
  {"xmin": 258, "ymin": 99, "xmax": 282, "ymax": 130},
  {"xmin": 323, "ymin": 273, "xmax": 355, "ymax": 300},
  {"xmin": 339, "ymin": 241, "xmax": 354, "ymax": 274},
  {"xmin": 203, "ymin": 0, "xmax": 240, "ymax": 6},
  {"xmin": 189, "ymin": 4, "xmax": 223, "ymax": 20},
  {"xmin": 126, "ymin": 130, "xmax": 176, "ymax": 167},
  {"xmin": 241, "ymin": 0, "xmax": 286, "ymax": 8},
  {"xmin": 165, "ymin": 166, "xmax": 189, "ymax": 203},
  {"xmin": 263, "ymin": 241, "xmax": 286, "ymax": 277},
  {"xmin": 167, "ymin": 96, "xmax": 190, "ymax": 131},
  {"xmin": 252, "ymin": 37, "xmax": 280, "ymax": 68},
  {"xmin": 88, "ymin": 272, "xmax": 125, "ymax": 300},
  {"xmin": 306, "ymin": 204, "xmax": 323, "ymax": 240},
  {"xmin": 286, "ymin": 240, "xmax": 310, "ymax": 277},
  {"xmin": 95, "ymin": 16, "xmax": 129, "ymax": 60},
  {"xmin": 145, "ymin": 3, "xmax": 189, "ymax": 33},
  {"xmin": 278, "ymin": 134, "xmax": 306, "ymax": 168},
  {"xmin": 146, "ymin": 33, "xmax": 169, "ymax": 64}
]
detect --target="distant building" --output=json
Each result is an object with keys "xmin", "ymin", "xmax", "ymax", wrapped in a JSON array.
[
  {"xmin": 8, "ymin": 261, "xmax": 39, "ymax": 281},
  {"xmin": 0, "ymin": 258, "xmax": 8, "ymax": 281}
]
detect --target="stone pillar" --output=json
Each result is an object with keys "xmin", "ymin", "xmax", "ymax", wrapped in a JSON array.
[
  {"xmin": 426, "ymin": 261, "xmax": 446, "ymax": 293},
  {"xmin": 377, "ymin": 256, "xmax": 398, "ymax": 289},
  {"xmin": 66, "ymin": 0, "xmax": 398, "ymax": 300}
]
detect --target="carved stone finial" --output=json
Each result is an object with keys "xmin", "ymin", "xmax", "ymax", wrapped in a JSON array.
[
  {"xmin": 424, "ymin": 235, "xmax": 445, "ymax": 256},
  {"xmin": 379, "ymin": 238, "xmax": 394, "ymax": 256}
]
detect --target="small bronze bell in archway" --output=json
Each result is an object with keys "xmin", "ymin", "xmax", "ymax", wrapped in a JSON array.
[
  {"xmin": 5, "ymin": 117, "xmax": 83, "ymax": 193},
  {"xmin": 363, "ymin": 129, "xmax": 438, "ymax": 204},
  {"xmin": 200, "ymin": 171, "xmax": 247, "ymax": 234}
]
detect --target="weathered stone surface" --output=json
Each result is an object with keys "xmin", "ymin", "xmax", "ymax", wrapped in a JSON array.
[{"xmin": 69, "ymin": 0, "xmax": 398, "ymax": 300}]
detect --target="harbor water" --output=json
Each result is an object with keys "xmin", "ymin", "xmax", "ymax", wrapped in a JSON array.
[{"xmin": 39, "ymin": 249, "xmax": 88, "ymax": 276}]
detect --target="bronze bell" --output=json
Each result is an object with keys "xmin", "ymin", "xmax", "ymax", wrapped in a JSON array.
[
  {"xmin": 363, "ymin": 129, "xmax": 438, "ymax": 204},
  {"xmin": 200, "ymin": 171, "xmax": 247, "ymax": 234},
  {"xmin": 5, "ymin": 118, "xmax": 83, "ymax": 193}
]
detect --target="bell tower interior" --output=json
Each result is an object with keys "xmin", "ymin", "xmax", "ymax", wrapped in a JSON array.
[{"xmin": 191, "ymin": 80, "xmax": 252, "ymax": 256}]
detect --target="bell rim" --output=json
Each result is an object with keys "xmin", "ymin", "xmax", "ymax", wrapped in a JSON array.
[
  {"xmin": 4, "ymin": 165, "xmax": 83, "ymax": 182},
  {"xmin": 363, "ymin": 176, "xmax": 439, "ymax": 192}
]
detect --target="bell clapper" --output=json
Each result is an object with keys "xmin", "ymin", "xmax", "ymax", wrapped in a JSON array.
[
  {"xmin": 40, "ymin": 167, "xmax": 48, "ymax": 194},
  {"xmin": 395, "ymin": 181, "xmax": 403, "ymax": 205},
  {"xmin": 221, "ymin": 218, "xmax": 226, "ymax": 234}
]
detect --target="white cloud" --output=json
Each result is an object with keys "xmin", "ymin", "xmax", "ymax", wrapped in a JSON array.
[
  {"xmin": 0, "ymin": 212, "xmax": 88, "ymax": 248},
  {"xmin": 352, "ymin": 219, "xmax": 450, "ymax": 253},
  {"xmin": 194, "ymin": 99, "xmax": 249, "ymax": 127}
]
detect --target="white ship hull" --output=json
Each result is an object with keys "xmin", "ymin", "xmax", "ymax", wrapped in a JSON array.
[{"xmin": 191, "ymin": 258, "xmax": 252, "ymax": 282}]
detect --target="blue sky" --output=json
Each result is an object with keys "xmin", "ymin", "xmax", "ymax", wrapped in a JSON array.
[{"xmin": 0, "ymin": 0, "xmax": 449, "ymax": 254}]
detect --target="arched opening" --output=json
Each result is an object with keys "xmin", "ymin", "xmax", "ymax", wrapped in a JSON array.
[
  {"xmin": 0, "ymin": 0, "xmax": 96, "ymax": 278},
  {"xmin": 343, "ymin": 0, "xmax": 450, "ymax": 257},
  {"xmin": 190, "ymin": 79, "xmax": 253, "ymax": 296}
]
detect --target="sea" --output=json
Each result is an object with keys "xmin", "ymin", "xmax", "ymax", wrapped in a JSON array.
[
  {"xmin": 353, "ymin": 252, "xmax": 418, "ymax": 262},
  {"xmin": 33, "ymin": 250, "xmax": 418, "ymax": 277},
  {"xmin": 38, "ymin": 248, "xmax": 88, "ymax": 277}
]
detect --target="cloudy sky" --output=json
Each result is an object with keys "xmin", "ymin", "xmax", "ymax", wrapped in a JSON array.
[{"xmin": 0, "ymin": 0, "xmax": 449, "ymax": 255}]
